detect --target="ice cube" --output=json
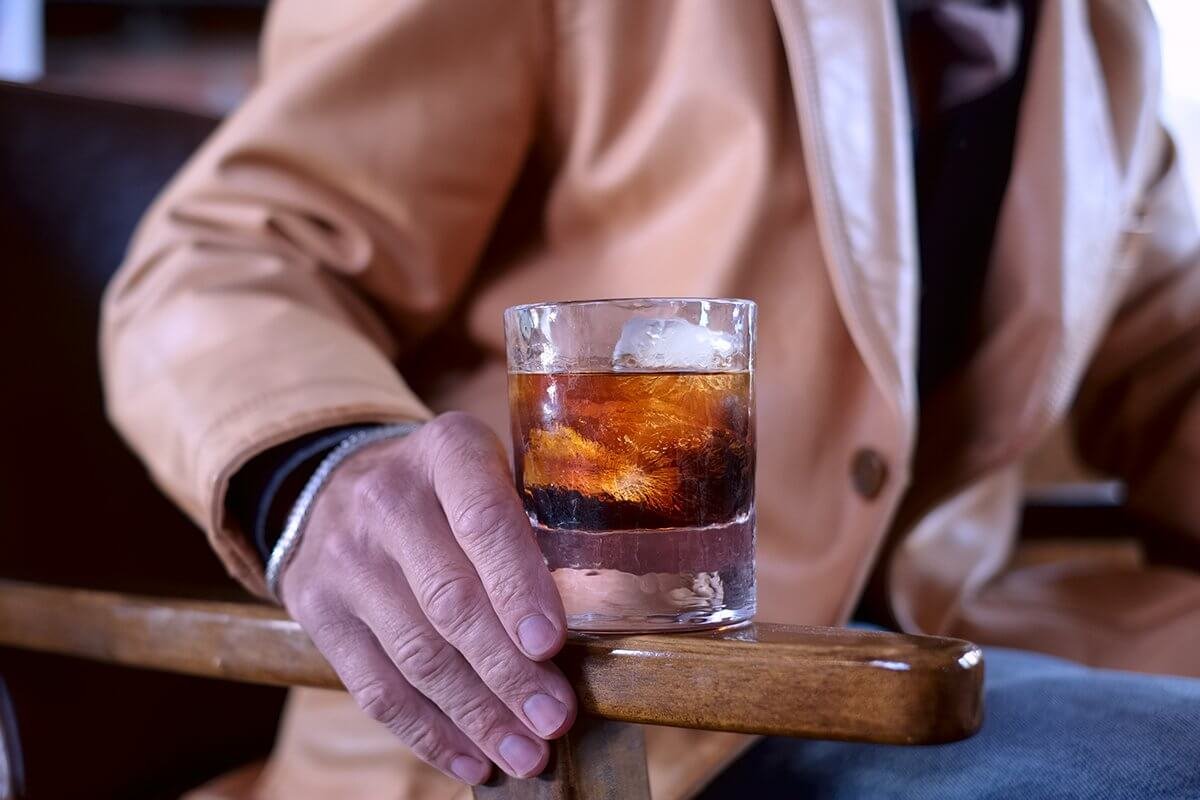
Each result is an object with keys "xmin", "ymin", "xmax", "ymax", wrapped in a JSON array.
[{"xmin": 612, "ymin": 318, "xmax": 736, "ymax": 371}]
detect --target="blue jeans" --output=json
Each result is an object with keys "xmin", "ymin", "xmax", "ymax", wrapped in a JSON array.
[{"xmin": 699, "ymin": 647, "xmax": 1200, "ymax": 799}]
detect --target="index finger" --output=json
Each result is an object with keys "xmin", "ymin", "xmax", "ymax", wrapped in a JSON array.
[{"xmin": 420, "ymin": 413, "xmax": 567, "ymax": 661}]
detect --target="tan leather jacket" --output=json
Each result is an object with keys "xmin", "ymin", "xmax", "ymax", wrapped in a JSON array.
[{"xmin": 101, "ymin": 1, "xmax": 1200, "ymax": 797}]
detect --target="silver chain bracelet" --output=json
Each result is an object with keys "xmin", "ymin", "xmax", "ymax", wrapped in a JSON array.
[{"xmin": 264, "ymin": 422, "xmax": 422, "ymax": 601}]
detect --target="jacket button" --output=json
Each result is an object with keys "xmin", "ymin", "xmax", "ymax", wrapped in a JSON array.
[{"xmin": 851, "ymin": 449, "xmax": 888, "ymax": 499}]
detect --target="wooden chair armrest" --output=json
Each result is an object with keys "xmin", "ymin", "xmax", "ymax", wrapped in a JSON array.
[{"xmin": 0, "ymin": 579, "xmax": 982, "ymax": 744}]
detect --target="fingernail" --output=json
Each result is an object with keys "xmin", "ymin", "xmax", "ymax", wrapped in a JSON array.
[
  {"xmin": 450, "ymin": 755, "xmax": 490, "ymax": 785},
  {"xmin": 517, "ymin": 615, "xmax": 559, "ymax": 658},
  {"xmin": 499, "ymin": 733, "xmax": 543, "ymax": 776},
  {"xmin": 523, "ymin": 693, "xmax": 569, "ymax": 737}
]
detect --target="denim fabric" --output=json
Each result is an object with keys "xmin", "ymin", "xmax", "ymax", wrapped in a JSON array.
[{"xmin": 700, "ymin": 647, "xmax": 1200, "ymax": 799}]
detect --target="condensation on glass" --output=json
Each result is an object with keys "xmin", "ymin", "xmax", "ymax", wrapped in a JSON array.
[{"xmin": 504, "ymin": 298, "xmax": 756, "ymax": 632}]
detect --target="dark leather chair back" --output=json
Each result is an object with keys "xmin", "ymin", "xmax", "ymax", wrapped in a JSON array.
[
  {"xmin": 0, "ymin": 81, "xmax": 228, "ymax": 589},
  {"xmin": 0, "ymin": 82, "xmax": 282, "ymax": 799}
]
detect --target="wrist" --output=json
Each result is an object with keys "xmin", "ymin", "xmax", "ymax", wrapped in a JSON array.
[{"xmin": 266, "ymin": 422, "xmax": 423, "ymax": 601}]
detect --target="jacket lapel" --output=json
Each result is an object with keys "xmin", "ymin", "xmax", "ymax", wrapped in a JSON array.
[
  {"xmin": 773, "ymin": 0, "xmax": 1129, "ymax": 475},
  {"xmin": 770, "ymin": 0, "xmax": 919, "ymax": 439},
  {"xmin": 889, "ymin": 0, "xmax": 1141, "ymax": 638},
  {"xmin": 894, "ymin": 0, "xmax": 1132, "ymax": 572},
  {"xmin": 958, "ymin": 0, "xmax": 1126, "ymax": 468}
]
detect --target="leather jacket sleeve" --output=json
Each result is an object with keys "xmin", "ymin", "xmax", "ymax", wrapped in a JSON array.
[
  {"xmin": 99, "ymin": 0, "xmax": 549, "ymax": 595},
  {"xmin": 225, "ymin": 425, "xmax": 375, "ymax": 564}
]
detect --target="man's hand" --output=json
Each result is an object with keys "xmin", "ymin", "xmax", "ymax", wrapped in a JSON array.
[{"xmin": 278, "ymin": 412, "xmax": 575, "ymax": 786}]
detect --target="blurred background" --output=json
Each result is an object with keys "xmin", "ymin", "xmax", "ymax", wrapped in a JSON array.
[
  {"xmin": 2, "ymin": 9, "xmax": 276, "ymax": 799},
  {"xmin": 1154, "ymin": 0, "xmax": 1200, "ymax": 208},
  {"xmin": 0, "ymin": 0, "xmax": 1197, "ymax": 200},
  {"xmin": 3, "ymin": 0, "xmax": 260, "ymax": 114}
]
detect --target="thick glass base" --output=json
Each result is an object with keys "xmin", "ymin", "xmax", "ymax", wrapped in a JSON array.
[
  {"xmin": 563, "ymin": 604, "xmax": 754, "ymax": 634},
  {"xmin": 536, "ymin": 516, "xmax": 756, "ymax": 634}
]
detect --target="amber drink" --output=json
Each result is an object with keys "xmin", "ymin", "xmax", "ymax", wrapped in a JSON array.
[{"xmin": 504, "ymin": 299, "xmax": 756, "ymax": 632}]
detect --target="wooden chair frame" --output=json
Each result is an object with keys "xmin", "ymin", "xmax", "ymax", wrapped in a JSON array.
[{"xmin": 0, "ymin": 580, "xmax": 982, "ymax": 799}]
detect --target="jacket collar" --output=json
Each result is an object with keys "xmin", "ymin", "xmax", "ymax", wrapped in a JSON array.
[
  {"xmin": 952, "ymin": 0, "xmax": 1126, "ymax": 467},
  {"xmin": 771, "ymin": 0, "xmax": 919, "ymax": 441},
  {"xmin": 771, "ymin": 0, "xmax": 1127, "ymax": 465}
]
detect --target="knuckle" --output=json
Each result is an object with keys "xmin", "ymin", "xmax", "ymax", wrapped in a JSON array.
[
  {"xmin": 308, "ymin": 617, "xmax": 363, "ymax": 663},
  {"xmin": 450, "ymin": 489, "xmax": 516, "ymax": 545},
  {"xmin": 447, "ymin": 494, "xmax": 533, "ymax": 611},
  {"xmin": 482, "ymin": 571, "xmax": 527, "ymax": 616},
  {"xmin": 349, "ymin": 470, "xmax": 421, "ymax": 539},
  {"xmin": 425, "ymin": 412, "xmax": 498, "ymax": 466},
  {"xmin": 355, "ymin": 680, "xmax": 413, "ymax": 729},
  {"xmin": 319, "ymin": 529, "xmax": 363, "ymax": 568},
  {"xmin": 353, "ymin": 470, "xmax": 393, "ymax": 517},
  {"xmin": 356, "ymin": 683, "xmax": 448, "ymax": 764},
  {"xmin": 453, "ymin": 692, "xmax": 506, "ymax": 739},
  {"xmin": 403, "ymin": 722, "xmax": 447, "ymax": 764},
  {"xmin": 478, "ymin": 655, "xmax": 530, "ymax": 699},
  {"xmin": 291, "ymin": 583, "xmax": 335, "ymax": 619},
  {"xmin": 392, "ymin": 630, "xmax": 459, "ymax": 688},
  {"xmin": 421, "ymin": 573, "xmax": 487, "ymax": 636},
  {"xmin": 423, "ymin": 412, "xmax": 472, "ymax": 454},
  {"xmin": 430, "ymin": 410, "xmax": 485, "ymax": 440}
]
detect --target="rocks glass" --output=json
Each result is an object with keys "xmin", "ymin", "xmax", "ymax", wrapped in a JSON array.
[{"xmin": 505, "ymin": 299, "xmax": 756, "ymax": 632}]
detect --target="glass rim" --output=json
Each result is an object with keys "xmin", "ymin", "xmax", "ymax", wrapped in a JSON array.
[{"xmin": 504, "ymin": 296, "xmax": 756, "ymax": 315}]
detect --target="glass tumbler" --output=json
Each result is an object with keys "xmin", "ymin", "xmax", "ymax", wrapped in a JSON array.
[{"xmin": 504, "ymin": 298, "xmax": 756, "ymax": 632}]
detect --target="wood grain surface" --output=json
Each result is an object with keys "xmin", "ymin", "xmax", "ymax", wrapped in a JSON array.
[
  {"xmin": 473, "ymin": 717, "xmax": 650, "ymax": 800},
  {"xmin": 0, "ymin": 580, "xmax": 983, "ymax": 743}
]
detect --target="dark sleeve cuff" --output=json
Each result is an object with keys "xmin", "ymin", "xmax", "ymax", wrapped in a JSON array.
[{"xmin": 226, "ymin": 425, "xmax": 380, "ymax": 564}]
